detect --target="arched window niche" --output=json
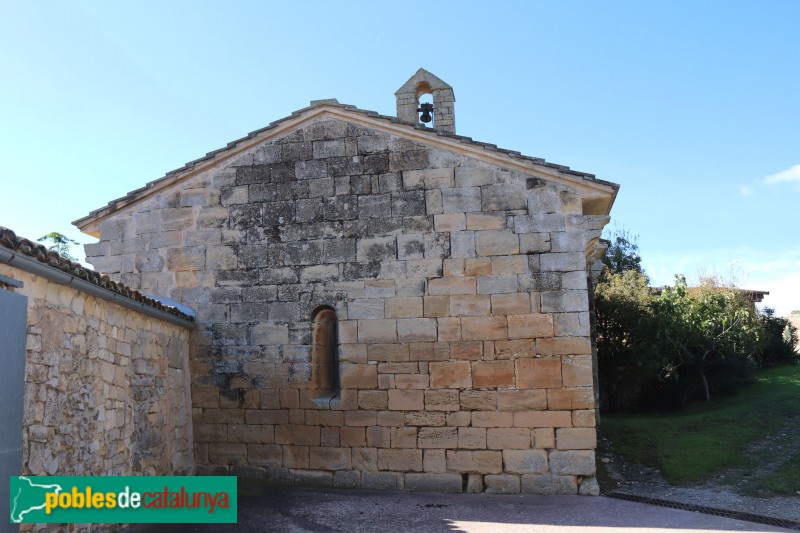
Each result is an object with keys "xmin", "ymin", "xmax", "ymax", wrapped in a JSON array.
[{"xmin": 310, "ymin": 306, "xmax": 340, "ymax": 406}]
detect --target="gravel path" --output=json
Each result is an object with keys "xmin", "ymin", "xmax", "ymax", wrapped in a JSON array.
[{"xmin": 597, "ymin": 418, "xmax": 800, "ymax": 525}]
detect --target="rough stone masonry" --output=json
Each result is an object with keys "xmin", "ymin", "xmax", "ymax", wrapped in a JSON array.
[
  {"xmin": 75, "ymin": 69, "xmax": 618, "ymax": 494},
  {"xmin": 0, "ymin": 259, "xmax": 193, "ymax": 481}
]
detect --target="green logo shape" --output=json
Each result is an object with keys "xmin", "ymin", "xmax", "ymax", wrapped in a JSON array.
[{"xmin": 9, "ymin": 476, "xmax": 237, "ymax": 524}]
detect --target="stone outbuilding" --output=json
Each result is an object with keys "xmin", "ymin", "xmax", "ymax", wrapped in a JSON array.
[
  {"xmin": 0, "ymin": 227, "xmax": 195, "ymax": 491},
  {"xmin": 74, "ymin": 69, "xmax": 618, "ymax": 494}
]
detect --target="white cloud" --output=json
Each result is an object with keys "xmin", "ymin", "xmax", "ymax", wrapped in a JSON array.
[
  {"xmin": 763, "ymin": 163, "xmax": 800, "ymax": 185},
  {"xmin": 738, "ymin": 184, "xmax": 753, "ymax": 196}
]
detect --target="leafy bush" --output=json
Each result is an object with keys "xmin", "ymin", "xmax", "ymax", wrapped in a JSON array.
[
  {"xmin": 595, "ymin": 269, "xmax": 663, "ymax": 411},
  {"xmin": 652, "ymin": 276, "xmax": 763, "ymax": 405},
  {"xmin": 758, "ymin": 308, "xmax": 799, "ymax": 367},
  {"xmin": 593, "ymin": 230, "xmax": 786, "ymax": 412}
]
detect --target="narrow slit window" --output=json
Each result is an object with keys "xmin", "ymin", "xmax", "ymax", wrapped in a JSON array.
[{"xmin": 311, "ymin": 307, "xmax": 339, "ymax": 397}]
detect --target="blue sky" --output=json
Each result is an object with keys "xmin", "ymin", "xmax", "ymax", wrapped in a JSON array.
[{"xmin": 1, "ymin": 1, "xmax": 798, "ymax": 315}]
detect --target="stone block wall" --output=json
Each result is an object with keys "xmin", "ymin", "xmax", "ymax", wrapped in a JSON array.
[
  {"xmin": 0, "ymin": 264, "xmax": 194, "ymax": 479},
  {"xmin": 84, "ymin": 116, "xmax": 609, "ymax": 494}
]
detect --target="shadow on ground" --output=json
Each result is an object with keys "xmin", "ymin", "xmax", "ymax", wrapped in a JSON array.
[{"xmin": 128, "ymin": 485, "xmax": 793, "ymax": 532}]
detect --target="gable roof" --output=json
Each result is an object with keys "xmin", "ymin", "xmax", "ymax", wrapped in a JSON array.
[
  {"xmin": 395, "ymin": 68, "xmax": 454, "ymax": 96},
  {"xmin": 74, "ymin": 101, "xmax": 619, "ymax": 236}
]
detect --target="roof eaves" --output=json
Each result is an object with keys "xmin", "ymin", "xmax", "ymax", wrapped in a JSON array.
[
  {"xmin": 0, "ymin": 226, "xmax": 195, "ymax": 323},
  {"xmin": 76, "ymin": 102, "xmax": 619, "ymax": 227}
]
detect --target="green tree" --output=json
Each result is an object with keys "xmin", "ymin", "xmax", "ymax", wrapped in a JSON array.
[
  {"xmin": 783, "ymin": 321, "xmax": 798, "ymax": 353},
  {"xmin": 594, "ymin": 227, "xmax": 660, "ymax": 410},
  {"xmin": 653, "ymin": 276, "xmax": 764, "ymax": 403},
  {"xmin": 37, "ymin": 232, "xmax": 79, "ymax": 262},
  {"xmin": 595, "ymin": 269, "xmax": 662, "ymax": 411},
  {"xmin": 758, "ymin": 308, "xmax": 798, "ymax": 367},
  {"xmin": 595, "ymin": 226, "xmax": 771, "ymax": 411},
  {"xmin": 602, "ymin": 228, "xmax": 644, "ymax": 277}
]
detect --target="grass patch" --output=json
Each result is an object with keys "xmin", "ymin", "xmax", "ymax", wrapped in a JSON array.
[
  {"xmin": 601, "ymin": 364, "xmax": 800, "ymax": 487},
  {"xmin": 752, "ymin": 453, "xmax": 800, "ymax": 496}
]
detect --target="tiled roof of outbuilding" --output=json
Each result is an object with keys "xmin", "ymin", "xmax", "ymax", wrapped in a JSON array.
[
  {"xmin": 0, "ymin": 226, "xmax": 194, "ymax": 322},
  {"xmin": 74, "ymin": 101, "xmax": 619, "ymax": 228}
]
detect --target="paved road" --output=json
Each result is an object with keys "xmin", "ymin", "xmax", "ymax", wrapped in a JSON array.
[{"xmin": 129, "ymin": 486, "xmax": 794, "ymax": 532}]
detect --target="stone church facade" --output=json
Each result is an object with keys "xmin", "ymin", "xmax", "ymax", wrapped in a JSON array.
[{"xmin": 75, "ymin": 69, "xmax": 618, "ymax": 494}]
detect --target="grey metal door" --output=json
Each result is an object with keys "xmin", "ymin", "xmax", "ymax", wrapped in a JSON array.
[{"xmin": 0, "ymin": 285, "xmax": 27, "ymax": 533}]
